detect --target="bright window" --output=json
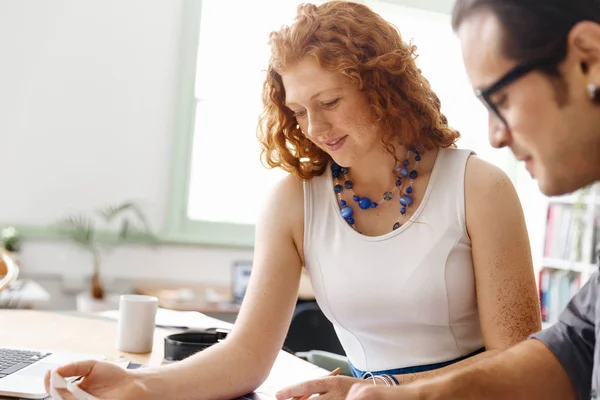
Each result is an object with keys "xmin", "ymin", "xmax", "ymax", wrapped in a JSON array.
[{"xmin": 187, "ymin": 0, "xmax": 322, "ymax": 226}]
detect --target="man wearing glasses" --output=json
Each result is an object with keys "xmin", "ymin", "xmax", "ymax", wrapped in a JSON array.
[{"xmin": 346, "ymin": 0, "xmax": 600, "ymax": 399}]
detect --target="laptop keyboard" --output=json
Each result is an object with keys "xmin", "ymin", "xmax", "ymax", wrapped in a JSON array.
[{"xmin": 0, "ymin": 348, "xmax": 52, "ymax": 379}]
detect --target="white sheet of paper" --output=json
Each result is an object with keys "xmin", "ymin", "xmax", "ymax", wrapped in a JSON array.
[
  {"xmin": 98, "ymin": 307, "xmax": 233, "ymax": 330},
  {"xmin": 254, "ymin": 351, "xmax": 328, "ymax": 395}
]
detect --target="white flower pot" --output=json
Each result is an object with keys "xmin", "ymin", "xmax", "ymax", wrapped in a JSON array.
[{"xmin": 75, "ymin": 292, "xmax": 120, "ymax": 313}]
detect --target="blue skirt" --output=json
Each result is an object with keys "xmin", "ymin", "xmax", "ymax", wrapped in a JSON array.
[{"xmin": 349, "ymin": 347, "xmax": 486, "ymax": 382}]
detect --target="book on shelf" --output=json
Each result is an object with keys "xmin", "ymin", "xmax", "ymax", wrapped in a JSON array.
[
  {"xmin": 539, "ymin": 268, "xmax": 580, "ymax": 324},
  {"xmin": 544, "ymin": 202, "xmax": 587, "ymax": 263},
  {"xmin": 540, "ymin": 184, "xmax": 600, "ymax": 325}
]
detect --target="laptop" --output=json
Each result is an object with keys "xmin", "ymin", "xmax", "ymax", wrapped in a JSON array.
[{"xmin": 0, "ymin": 346, "xmax": 104, "ymax": 399}]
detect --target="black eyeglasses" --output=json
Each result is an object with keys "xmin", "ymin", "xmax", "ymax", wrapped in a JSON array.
[{"xmin": 475, "ymin": 59, "xmax": 557, "ymax": 126}]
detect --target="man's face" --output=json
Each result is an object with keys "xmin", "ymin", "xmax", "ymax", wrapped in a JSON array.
[{"xmin": 458, "ymin": 12, "xmax": 600, "ymax": 196}]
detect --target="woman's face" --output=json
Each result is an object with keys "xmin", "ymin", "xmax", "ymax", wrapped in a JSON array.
[
  {"xmin": 280, "ymin": 57, "xmax": 381, "ymax": 168},
  {"xmin": 457, "ymin": 12, "xmax": 600, "ymax": 196}
]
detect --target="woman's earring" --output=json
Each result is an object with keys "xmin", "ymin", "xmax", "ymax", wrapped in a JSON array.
[{"xmin": 588, "ymin": 82, "xmax": 600, "ymax": 102}]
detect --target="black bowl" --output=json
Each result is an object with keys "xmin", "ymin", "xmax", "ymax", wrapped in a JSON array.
[{"xmin": 164, "ymin": 329, "xmax": 229, "ymax": 362}]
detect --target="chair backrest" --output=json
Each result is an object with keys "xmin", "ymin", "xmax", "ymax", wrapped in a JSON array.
[
  {"xmin": 284, "ymin": 300, "xmax": 346, "ymax": 356},
  {"xmin": 0, "ymin": 249, "xmax": 19, "ymax": 293}
]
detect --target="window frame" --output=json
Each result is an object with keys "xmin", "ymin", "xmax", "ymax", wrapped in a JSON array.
[{"xmin": 162, "ymin": 0, "xmax": 257, "ymax": 248}]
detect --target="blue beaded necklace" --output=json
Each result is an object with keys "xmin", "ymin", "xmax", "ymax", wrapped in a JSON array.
[{"xmin": 331, "ymin": 147, "xmax": 421, "ymax": 231}]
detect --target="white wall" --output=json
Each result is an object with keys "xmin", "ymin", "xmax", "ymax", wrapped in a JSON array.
[{"xmin": 0, "ymin": 0, "xmax": 252, "ymax": 288}]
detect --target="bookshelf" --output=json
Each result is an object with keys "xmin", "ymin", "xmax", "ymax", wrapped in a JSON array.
[{"xmin": 539, "ymin": 182, "xmax": 600, "ymax": 327}]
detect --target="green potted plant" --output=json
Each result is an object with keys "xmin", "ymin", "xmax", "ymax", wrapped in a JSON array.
[
  {"xmin": 58, "ymin": 202, "xmax": 157, "ymax": 311},
  {"xmin": 1, "ymin": 226, "xmax": 22, "ymax": 254}
]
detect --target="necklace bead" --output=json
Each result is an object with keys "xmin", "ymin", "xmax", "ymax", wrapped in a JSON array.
[
  {"xmin": 399, "ymin": 195, "xmax": 413, "ymax": 207},
  {"xmin": 332, "ymin": 147, "xmax": 421, "ymax": 232},
  {"xmin": 341, "ymin": 206, "xmax": 353, "ymax": 219},
  {"xmin": 358, "ymin": 197, "xmax": 372, "ymax": 210}
]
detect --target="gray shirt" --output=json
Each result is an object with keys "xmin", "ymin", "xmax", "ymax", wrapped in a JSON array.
[{"xmin": 532, "ymin": 267, "xmax": 599, "ymax": 400}]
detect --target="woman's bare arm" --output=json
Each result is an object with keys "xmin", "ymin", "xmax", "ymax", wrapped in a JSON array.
[
  {"xmin": 391, "ymin": 156, "xmax": 541, "ymax": 384},
  {"xmin": 139, "ymin": 175, "xmax": 306, "ymax": 400}
]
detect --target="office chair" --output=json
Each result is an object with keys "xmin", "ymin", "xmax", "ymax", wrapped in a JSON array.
[
  {"xmin": 284, "ymin": 300, "xmax": 352, "ymax": 376},
  {"xmin": 0, "ymin": 249, "xmax": 19, "ymax": 293}
]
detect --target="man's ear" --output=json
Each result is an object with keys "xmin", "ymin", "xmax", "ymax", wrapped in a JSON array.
[{"xmin": 567, "ymin": 21, "xmax": 600, "ymax": 79}]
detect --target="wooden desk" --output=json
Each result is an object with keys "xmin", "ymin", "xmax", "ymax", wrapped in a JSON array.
[
  {"xmin": 133, "ymin": 271, "xmax": 316, "ymax": 317},
  {"xmin": 133, "ymin": 281, "xmax": 241, "ymax": 315},
  {"xmin": 0, "ymin": 310, "xmax": 170, "ymax": 366},
  {"xmin": 0, "ymin": 310, "xmax": 327, "ymax": 398}
]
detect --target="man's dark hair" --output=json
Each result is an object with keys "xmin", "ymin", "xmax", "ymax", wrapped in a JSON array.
[{"xmin": 452, "ymin": 0, "xmax": 600, "ymax": 77}]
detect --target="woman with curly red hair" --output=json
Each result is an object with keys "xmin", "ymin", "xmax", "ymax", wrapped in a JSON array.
[{"xmin": 45, "ymin": 2, "xmax": 541, "ymax": 399}]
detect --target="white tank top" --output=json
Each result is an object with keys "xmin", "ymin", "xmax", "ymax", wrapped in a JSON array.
[{"xmin": 303, "ymin": 147, "xmax": 484, "ymax": 371}]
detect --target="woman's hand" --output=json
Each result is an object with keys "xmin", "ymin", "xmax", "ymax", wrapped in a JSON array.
[
  {"xmin": 345, "ymin": 382, "xmax": 423, "ymax": 400},
  {"xmin": 44, "ymin": 360, "xmax": 148, "ymax": 399},
  {"xmin": 276, "ymin": 376, "xmax": 368, "ymax": 400}
]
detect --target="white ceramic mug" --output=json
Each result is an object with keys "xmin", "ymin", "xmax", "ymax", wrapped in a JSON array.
[{"xmin": 116, "ymin": 294, "xmax": 158, "ymax": 353}]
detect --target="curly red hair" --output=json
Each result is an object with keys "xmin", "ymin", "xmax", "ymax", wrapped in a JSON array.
[{"xmin": 258, "ymin": 1, "xmax": 460, "ymax": 180}]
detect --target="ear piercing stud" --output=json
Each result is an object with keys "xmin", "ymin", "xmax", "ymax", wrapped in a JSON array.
[{"xmin": 588, "ymin": 82, "xmax": 600, "ymax": 101}]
